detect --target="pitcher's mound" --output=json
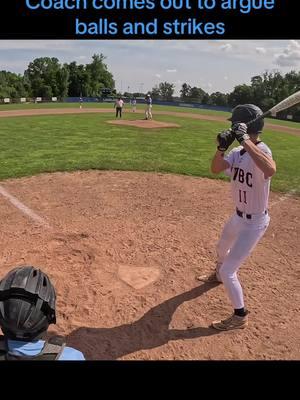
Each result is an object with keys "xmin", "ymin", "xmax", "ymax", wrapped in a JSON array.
[{"xmin": 107, "ymin": 119, "xmax": 180, "ymax": 129}]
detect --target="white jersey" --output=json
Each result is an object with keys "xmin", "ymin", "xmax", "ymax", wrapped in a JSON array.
[
  {"xmin": 115, "ymin": 99, "xmax": 124, "ymax": 108},
  {"xmin": 224, "ymin": 142, "xmax": 272, "ymax": 214}
]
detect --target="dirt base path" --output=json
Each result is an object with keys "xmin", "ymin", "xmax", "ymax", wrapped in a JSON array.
[
  {"xmin": 0, "ymin": 171, "xmax": 299, "ymax": 360},
  {"xmin": 107, "ymin": 119, "xmax": 180, "ymax": 128}
]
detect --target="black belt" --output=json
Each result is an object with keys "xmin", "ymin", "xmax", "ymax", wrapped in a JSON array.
[{"xmin": 236, "ymin": 208, "xmax": 267, "ymax": 220}]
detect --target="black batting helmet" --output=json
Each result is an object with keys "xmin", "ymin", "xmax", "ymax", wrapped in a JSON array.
[
  {"xmin": 0, "ymin": 266, "xmax": 56, "ymax": 341},
  {"xmin": 229, "ymin": 104, "xmax": 264, "ymax": 134}
]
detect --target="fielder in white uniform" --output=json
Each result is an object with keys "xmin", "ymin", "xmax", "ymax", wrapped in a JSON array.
[
  {"xmin": 131, "ymin": 97, "xmax": 137, "ymax": 112},
  {"xmin": 145, "ymin": 94, "xmax": 153, "ymax": 120},
  {"xmin": 199, "ymin": 104, "xmax": 276, "ymax": 331}
]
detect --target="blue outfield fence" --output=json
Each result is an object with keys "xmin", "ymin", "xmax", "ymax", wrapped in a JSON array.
[
  {"xmin": 64, "ymin": 97, "xmax": 101, "ymax": 103},
  {"xmin": 63, "ymin": 97, "xmax": 232, "ymax": 112},
  {"xmin": 148, "ymin": 100, "xmax": 231, "ymax": 112}
]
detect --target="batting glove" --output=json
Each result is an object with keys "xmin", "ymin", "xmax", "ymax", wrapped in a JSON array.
[
  {"xmin": 232, "ymin": 123, "xmax": 250, "ymax": 145},
  {"xmin": 217, "ymin": 129, "xmax": 236, "ymax": 152}
]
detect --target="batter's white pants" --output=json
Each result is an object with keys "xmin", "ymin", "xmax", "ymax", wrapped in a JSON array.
[
  {"xmin": 217, "ymin": 212, "xmax": 270, "ymax": 309},
  {"xmin": 145, "ymin": 105, "xmax": 152, "ymax": 119}
]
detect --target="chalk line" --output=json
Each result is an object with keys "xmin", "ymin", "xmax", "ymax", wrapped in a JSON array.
[
  {"xmin": 0, "ymin": 185, "xmax": 52, "ymax": 229},
  {"xmin": 269, "ymin": 189, "xmax": 297, "ymax": 208}
]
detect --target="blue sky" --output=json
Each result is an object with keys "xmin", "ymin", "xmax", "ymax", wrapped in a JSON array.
[{"xmin": 0, "ymin": 40, "xmax": 299, "ymax": 95}]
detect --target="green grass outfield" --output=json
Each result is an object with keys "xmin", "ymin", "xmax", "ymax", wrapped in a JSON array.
[{"xmin": 0, "ymin": 110, "xmax": 299, "ymax": 195}]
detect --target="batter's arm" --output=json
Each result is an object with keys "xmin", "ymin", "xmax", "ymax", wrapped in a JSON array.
[
  {"xmin": 211, "ymin": 150, "xmax": 230, "ymax": 174},
  {"xmin": 242, "ymin": 140, "xmax": 276, "ymax": 179}
]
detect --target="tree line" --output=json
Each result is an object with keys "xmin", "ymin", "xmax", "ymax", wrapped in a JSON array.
[
  {"xmin": 0, "ymin": 54, "xmax": 115, "ymax": 99},
  {"xmin": 151, "ymin": 71, "xmax": 300, "ymax": 118},
  {"xmin": 1, "ymin": 55, "xmax": 300, "ymax": 118}
]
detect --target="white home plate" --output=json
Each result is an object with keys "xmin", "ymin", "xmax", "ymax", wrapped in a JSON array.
[{"xmin": 118, "ymin": 265, "xmax": 160, "ymax": 289}]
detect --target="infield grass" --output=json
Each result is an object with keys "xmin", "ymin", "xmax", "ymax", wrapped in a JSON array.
[{"xmin": 0, "ymin": 111, "xmax": 299, "ymax": 195}]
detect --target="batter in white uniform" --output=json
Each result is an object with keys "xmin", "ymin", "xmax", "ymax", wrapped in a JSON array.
[{"xmin": 200, "ymin": 104, "xmax": 277, "ymax": 331}]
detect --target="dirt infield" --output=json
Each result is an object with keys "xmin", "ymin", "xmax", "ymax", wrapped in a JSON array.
[
  {"xmin": 107, "ymin": 119, "xmax": 181, "ymax": 129},
  {"xmin": 0, "ymin": 170, "xmax": 299, "ymax": 360},
  {"xmin": 0, "ymin": 107, "xmax": 299, "ymax": 136}
]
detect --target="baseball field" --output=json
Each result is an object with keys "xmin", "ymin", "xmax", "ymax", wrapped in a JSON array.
[{"xmin": 0, "ymin": 103, "xmax": 299, "ymax": 359}]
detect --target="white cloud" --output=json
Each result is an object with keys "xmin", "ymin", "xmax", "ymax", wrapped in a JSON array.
[
  {"xmin": 256, "ymin": 47, "xmax": 267, "ymax": 55},
  {"xmin": 1, "ymin": 40, "xmax": 299, "ymax": 96},
  {"xmin": 276, "ymin": 53, "xmax": 300, "ymax": 67},
  {"xmin": 0, "ymin": 40, "xmax": 74, "ymax": 51},
  {"xmin": 220, "ymin": 43, "xmax": 233, "ymax": 52},
  {"xmin": 289, "ymin": 40, "xmax": 300, "ymax": 49},
  {"xmin": 274, "ymin": 40, "xmax": 300, "ymax": 67}
]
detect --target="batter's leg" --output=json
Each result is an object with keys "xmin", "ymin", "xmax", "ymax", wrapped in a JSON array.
[
  {"xmin": 216, "ymin": 214, "xmax": 240, "ymax": 265},
  {"xmin": 218, "ymin": 219, "xmax": 270, "ymax": 309},
  {"xmin": 197, "ymin": 214, "xmax": 238, "ymax": 283}
]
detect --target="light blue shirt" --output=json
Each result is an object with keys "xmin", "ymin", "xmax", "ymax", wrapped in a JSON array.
[{"xmin": 7, "ymin": 339, "xmax": 85, "ymax": 360}]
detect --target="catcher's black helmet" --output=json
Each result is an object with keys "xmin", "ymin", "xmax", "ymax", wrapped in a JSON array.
[
  {"xmin": 229, "ymin": 104, "xmax": 264, "ymax": 134},
  {"xmin": 0, "ymin": 266, "xmax": 56, "ymax": 341}
]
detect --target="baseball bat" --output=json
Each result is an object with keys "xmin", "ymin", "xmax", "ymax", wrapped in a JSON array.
[{"xmin": 246, "ymin": 90, "xmax": 300, "ymax": 128}]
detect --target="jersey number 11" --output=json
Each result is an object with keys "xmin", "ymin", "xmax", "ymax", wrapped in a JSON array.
[{"xmin": 239, "ymin": 190, "xmax": 247, "ymax": 204}]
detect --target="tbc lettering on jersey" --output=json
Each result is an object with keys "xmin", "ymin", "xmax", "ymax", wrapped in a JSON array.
[{"xmin": 233, "ymin": 167, "xmax": 253, "ymax": 187}]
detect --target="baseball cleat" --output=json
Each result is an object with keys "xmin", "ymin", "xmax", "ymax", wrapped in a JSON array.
[
  {"xmin": 211, "ymin": 313, "xmax": 248, "ymax": 331},
  {"xmin": 196, "ymin": 272, "xmax": 222, "ymax": 284}
]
